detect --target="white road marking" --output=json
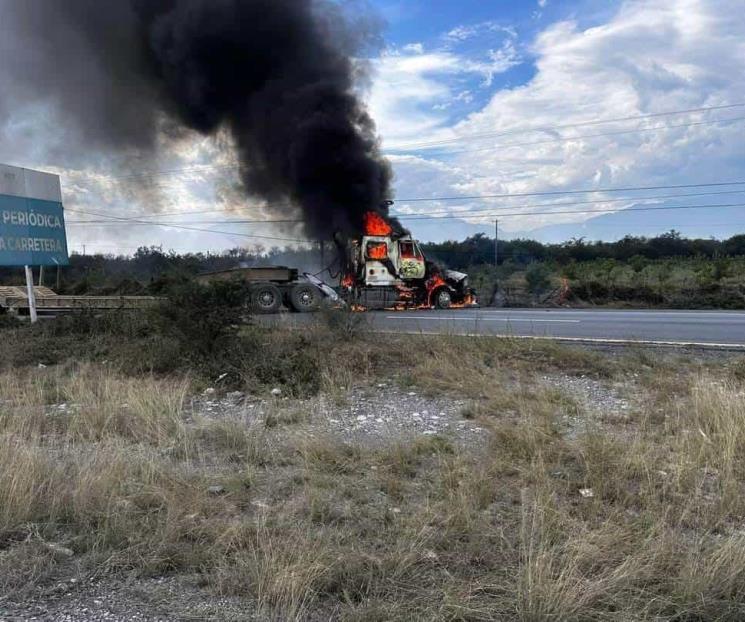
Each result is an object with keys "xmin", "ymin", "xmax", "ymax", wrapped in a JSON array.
[
  {"xmin": 449, "ymin": 311, "xmax": 745, "ymax": 322},
  {"xmin": 373, "ymin": 330, "xmax": 745, "ymax": 350},
  {"xmin": 385, "ymin": 315, "xmax": 581, "ymax": 323}
]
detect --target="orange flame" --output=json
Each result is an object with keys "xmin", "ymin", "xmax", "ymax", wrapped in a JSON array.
[
  {"xmin": 367, "ymin": 242, "xmax": 388, "ymax": 260},
  {"xmin": 425, "ymin": 275, "xmax": 447, "ymax": 307},
  {"xmin": 341, "ymin": 274, "xmax": 355, "ymax": 289},
  {"xmin": 426, "ymin": 275, "xmax": 447, "ymax": 293},
  {"xmin": 364, "ymin": 212, "xmax": 393, "ymax": 236}
]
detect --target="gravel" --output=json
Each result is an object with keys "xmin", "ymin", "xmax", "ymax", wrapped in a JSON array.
[
  {"xmin": 188, "ymin": 382, "xmax": 484, "ymax": 445},
  {"xmin": 0, "ymin": 575, "xmax": 255, "ymax": 622}
]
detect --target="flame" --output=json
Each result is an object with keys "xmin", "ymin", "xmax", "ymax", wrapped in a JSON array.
[
  {"xmin": 426, "ymin": 275, "xmax": 447, "ymax": 293},
  {"xmin": 425, "ymin": 274, "xmax": 447, "ymax": 307},
  {"xmin": 341, "ymin": 274, "xmax": 355, "ymax": 289},
  {"xmin": 450, "ymin": 293, "xmax": 478, "ymax": 309},
  {"xmin": 364, "ymin": 212, "xmax": 393, "ymax": 236},
  {"xmin": 367, "ymin": 242, "xmax": 388, "ymax": 260}
]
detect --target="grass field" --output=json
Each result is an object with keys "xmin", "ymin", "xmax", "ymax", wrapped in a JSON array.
[{"xmin": 2, "ymin": 307, "xmax": 745, "ymax": 620}]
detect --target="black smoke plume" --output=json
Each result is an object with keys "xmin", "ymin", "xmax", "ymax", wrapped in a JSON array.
[{"xmin": 0, "ymin": 0, "xmax": 394, "ymax": 238}]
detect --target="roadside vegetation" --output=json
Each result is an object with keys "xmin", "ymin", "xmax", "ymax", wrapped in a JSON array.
[
  {"xmin": 2, "ymin": 290, "xmax": 745, "ymax": 619},
  {"xmin": 2, "ymin": 229, "xmax": 745, "ymax": 309}
]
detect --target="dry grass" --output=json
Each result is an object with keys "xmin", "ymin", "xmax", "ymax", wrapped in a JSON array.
[{"xmin": 1, "ymin": 328, "xmax": 745, "ymax": 619}]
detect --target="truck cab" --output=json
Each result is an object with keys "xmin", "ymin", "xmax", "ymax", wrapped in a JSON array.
[{"xmin": 361, "ymin": 235, "xmax": 426, "ymax": 287}]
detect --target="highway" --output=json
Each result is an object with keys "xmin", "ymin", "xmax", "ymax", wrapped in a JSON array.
[{"xmin": 273, "ymin": 308, "xmax": 745, "ymax": 348}]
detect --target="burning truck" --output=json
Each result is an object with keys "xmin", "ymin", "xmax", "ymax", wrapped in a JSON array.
[
  {"xmin": 337, "ymin": 211, "xmax": 476, "ymax": 311},
  {"xmin": 199, "ymin": 206, "xmax": 476, "ymax": 314}
]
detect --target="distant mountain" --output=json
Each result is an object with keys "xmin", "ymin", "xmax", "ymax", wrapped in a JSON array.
[{"xmin": 414, "ymin": 202, "xmax": 745, "ymax": 244}]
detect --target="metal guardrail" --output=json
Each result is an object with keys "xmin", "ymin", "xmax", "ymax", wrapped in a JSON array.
[{"xmin": 0, "ymin": 286, "xmax": 159, "ymax": 312}]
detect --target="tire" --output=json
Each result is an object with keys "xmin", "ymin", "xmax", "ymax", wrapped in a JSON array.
[
  {"xmin": 250, "ymin": 283, "xmax": 282, "ymax": 314},
  {"xmin": 433, "ymin": 288, "xmax": 452, "ymax": 310},
  {"xmin": 288, "ymin": 283, "xmax": 321, "ymax": 313}
]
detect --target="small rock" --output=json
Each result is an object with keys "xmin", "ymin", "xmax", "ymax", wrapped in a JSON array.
[
  {"xmin": 357, "ymin": 415, "xmax": 367, "ymax": 422},
  {"xmin": 44, "ymin": 542, "xmax": 74, "ymax": 557},
  {"xmin": 202, "ymin": 388, "xmax": 216, "ymax": 397},
  {"xmin": 579, "ymin": 488, "xmax": 594, "ymax": 498},
  {"xmin": 208, "ymin": 485, "xmax": 226, "ymax": 495},
  {"xmin": 423, "ymin": 430, "xmax": 436, "ymax": 435},
  {"xmin": 271, "ymin": 388, "xmax": 282, "ymax": 397},
  {"xmin": 390, "ymin": 507, "xmax": 401, "ymax": 514},
  {"xmin": 37, "ymin": 363, "xmax": 47, "ymax": 369}
]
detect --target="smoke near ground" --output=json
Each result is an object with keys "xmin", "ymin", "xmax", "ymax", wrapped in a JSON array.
[{"xmin": 0, "ymin": 0, "xmax": 394, "ymax": 238}]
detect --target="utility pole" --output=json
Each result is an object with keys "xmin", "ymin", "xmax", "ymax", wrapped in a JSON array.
[{"xmin": 494, "ymin": 219, "xmax": 499, "ymax": 267}]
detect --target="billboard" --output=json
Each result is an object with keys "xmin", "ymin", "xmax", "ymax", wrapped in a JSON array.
[{"xmin": 0, "ymin": 164, "xmax": 69, "ymax": 266}]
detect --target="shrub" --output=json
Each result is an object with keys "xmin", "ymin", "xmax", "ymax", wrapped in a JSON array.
[{"xmin": 525, "ymin": 263, "xmax": 552, "ymax": 295}]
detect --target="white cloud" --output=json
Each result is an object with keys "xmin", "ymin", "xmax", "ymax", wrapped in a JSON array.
[
  {"xmin": 402, "ymin": 42, "xmax": 424, "ymax": 54},
  {"xmin": 368, "ymin": 33, "xmax": 521, "ymax": 148},
  {"xmin": 445, "ymin": 21, "xmax": 517, "ymax": 43},
  {"xmin": 378, "ymin": 0, "xmax": 745, "ymax": 236}
]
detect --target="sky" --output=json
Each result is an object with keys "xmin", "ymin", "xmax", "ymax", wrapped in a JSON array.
[{"xmin": 3, "ymin": 0, "xmax": 745, "ymax": 255}]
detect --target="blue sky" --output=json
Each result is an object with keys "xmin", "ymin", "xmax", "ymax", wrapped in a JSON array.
[
  {"xmin": 360, "ymin": 0, "xmax": 745, "ymax": 244},
  {"xmin": 2, "ymin": 0, "xmax": 745, "ymax": 253}
]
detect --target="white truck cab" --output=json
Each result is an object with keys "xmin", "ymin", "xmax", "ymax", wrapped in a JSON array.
[{"xmin": 361, "ymin": 235, "xmax": 426, "ymax": 286}]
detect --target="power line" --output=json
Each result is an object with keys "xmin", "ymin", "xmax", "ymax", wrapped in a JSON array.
[
  {"xmin": 64, "ymin": 207, "xmax": 311, "ymax": 244},
  {"xmin": 394, "ymin": 116, "xmax": 745, "ymax": 157},
  {"xmin": 396, "ymin": 180, "xmax": 745, "ymax": 203},
  {"xmin": 446, "ymin": 202, "xmax": 745, "ymax": 221},
  {"xmin": 66, "ymin": 202, "xmax": 745, "ymax": 228},
  {"xmin": 66, "ymin": 188, "xmax": 745, "ymax": 225},
  {"xmin": 385, "ymin": 102, "xmax": 745, "ymax": 151},
  {"xmin": 63, "ymin": 104, "xmax": 745, "ymax": 183},
  {"xmin": 66, "ymin": 187, "xmax": 745, "ymax": 223},
  {"xmin": 62, "ymin": 180, "xmax": 745, "ymax": 226}
]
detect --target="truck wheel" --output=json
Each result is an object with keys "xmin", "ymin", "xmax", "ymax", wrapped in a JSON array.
[
  {"xmin": 433, "ymin": 288, "xmax": 452, "ymax": 310},
  {"xmin": 289, "ymin": 283, "xmax": 321, "ymax": 313},
  {"xmin": 250, "ymin": 283, "xmax": 282, "ymax": 314}
]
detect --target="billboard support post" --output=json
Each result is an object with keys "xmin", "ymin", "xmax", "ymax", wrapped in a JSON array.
[{"xmin": 24, "ymin": 265, "xmax": 38, "ymax": 324}]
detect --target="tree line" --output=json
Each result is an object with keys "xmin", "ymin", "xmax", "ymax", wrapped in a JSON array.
[
  {"xmin": 2, "ymin": 230, "xmax": 745, "ymax": 292},
  {"xmin": 421, "ymin": 231, "xmax": 745, "ymax": 270}
]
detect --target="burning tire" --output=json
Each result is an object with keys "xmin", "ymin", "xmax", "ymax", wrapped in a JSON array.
[
  {"xmin": 433, "ymin": 288, "xmax": 452, "ymax": 310},
  {"xmin": 250, "ymin": 283, "xmax": 282, "ymax": 314},
  {"xmin": 288, "ymin": 283, "xmax": 321, "ymax": 313}
]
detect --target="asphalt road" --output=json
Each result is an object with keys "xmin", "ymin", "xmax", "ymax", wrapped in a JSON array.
[{"xmin": 273, "ymin": 308, "xmax": 745, "ymax": 348}]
